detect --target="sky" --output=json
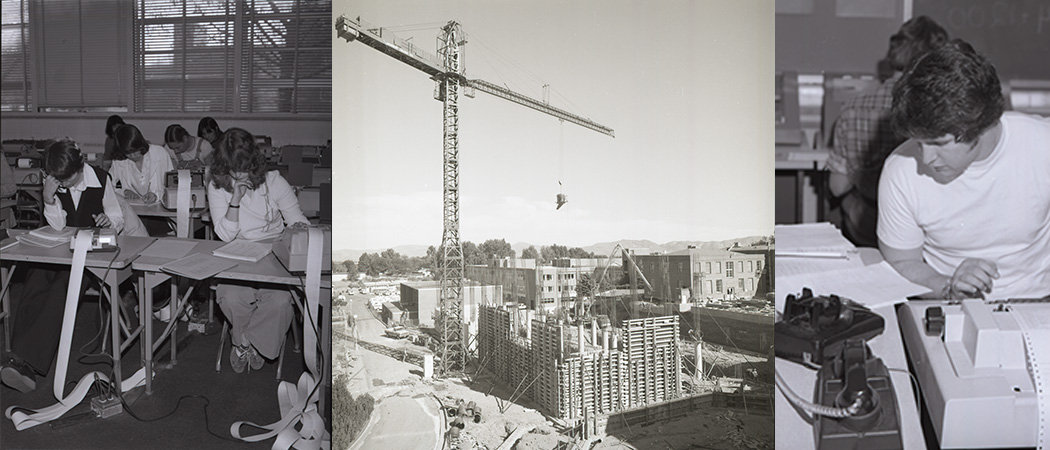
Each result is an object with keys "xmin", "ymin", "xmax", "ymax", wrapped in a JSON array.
[{"xmin": 334, "ymin": 0, "xmax": 774, "ymax": 251}]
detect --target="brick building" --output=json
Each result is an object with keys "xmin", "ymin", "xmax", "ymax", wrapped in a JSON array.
[{"xmin": 633, "ymin": 247, "xmax": 767, "ymax": 302}]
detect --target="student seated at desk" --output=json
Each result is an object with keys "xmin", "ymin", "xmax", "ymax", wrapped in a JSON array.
[
  {"xmin": 198, "ymin": 116, "xmax": 223, "ymax": 150},
  {"xmin": 207, "ymin": 128, "xmax": 309, "ymax": 373},
  {"xmin": 165, "ymin": 123, "xmax": 214, "ymax": 170},
  {"xmin": 111, "ymin": 123, "xmax": 174, "ymax": 236},
  {"xmin": 101, "ymin": 114, "xmax": 125, "ymax": 172},
  {"xmin": 828, "ymin": 16, "xmax": 948, "ymax": 247},
  {"xmin": 879, "ymin": 40, "xmax": 1050, "ymax": 300},
  {"xmin": 1, "ymin": 140, "xmax": 127, "ymax": 393}
]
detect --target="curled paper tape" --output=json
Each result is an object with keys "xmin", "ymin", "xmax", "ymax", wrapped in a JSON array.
[{"xmin": 1010, "ymin": 306, "xmax": 1050, "ymax": 450}]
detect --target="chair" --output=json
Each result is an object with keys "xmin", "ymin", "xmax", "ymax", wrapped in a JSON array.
[{"xmin": 214, "ymin": 290, "xmax": 301, "ymax": 380}]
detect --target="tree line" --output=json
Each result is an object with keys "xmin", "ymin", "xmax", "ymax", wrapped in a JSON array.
[{"xmin": 336, "ymin": 239, "xmax": 601, "ymax": 276}]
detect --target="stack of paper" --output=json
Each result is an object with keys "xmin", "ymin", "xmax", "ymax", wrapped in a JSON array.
[
  {"xmin": 15, "ymin": 226, "xmax": 78, "ymax": 248},
  {"xmin": 775, "ymin": 261, "xmax": 929, "ymax": 312},
  {"xmin": 162, "ymin": 254, "xmax": 238, "ymax": 280},
  {"xmin": 212, "ymin": 240, "xmax": 272, "ymax": 263},
  {"xmin": 774, "ymin": 223, "xmax": 856, "ymax": 258}
]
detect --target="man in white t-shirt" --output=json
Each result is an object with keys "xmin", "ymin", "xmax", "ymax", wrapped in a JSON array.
[{"xmin": 878, "ymin": 39, "xmax": 1050, "ymax": 300}]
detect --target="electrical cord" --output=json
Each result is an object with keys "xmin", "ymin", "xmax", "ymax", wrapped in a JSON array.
[{"xmin": 775, "ymin": 367, "xmax": 862, "ymax": 419}]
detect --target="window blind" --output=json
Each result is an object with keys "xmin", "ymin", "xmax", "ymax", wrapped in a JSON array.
[
  {"xmin": 241, "ymin": 0, "xmax": 331, "ymax": 113},
  {"xmin": 134, "ymin": 0, "xmax": 234, "ymax": 112},
  {"xmin": 33, "ymin": 0, "xmax": 128, "ymax": 110},
  {"xmin": 0, "ymin": 0, "xmax": 31, "ymax": 111}
]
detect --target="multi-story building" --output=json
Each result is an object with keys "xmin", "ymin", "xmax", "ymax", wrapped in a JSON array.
[
  {"xmin": 633, "ymin": 247, "xmax": 767, "ymax": 302},
  {"xmin": 465, "ymin": 258, "xmax": 615, "ymax": 312}
]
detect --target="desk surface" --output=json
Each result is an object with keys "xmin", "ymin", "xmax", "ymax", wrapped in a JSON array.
[
  {"xmin": 0, "ymin": 198, "xmax": 15, "ymax": 210},
  {"xmin": 0, "ymin": 232, "xmax": 153, "ymax": 269},
  {"xmin": 775, "ymin": 145, "xmax": 830, "ymax": 170},
  {"xmin": 133, "ymin": 237, "xmax": 329, "ymax": 287},
  {"xmin": 775, "ymin": 250, "xmax": 926, "ymax": 449}
]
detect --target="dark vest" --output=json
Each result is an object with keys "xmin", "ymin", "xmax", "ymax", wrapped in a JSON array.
[{"xmin": 57, "ymin": 165, "xmax": 109, "ymax": 228}]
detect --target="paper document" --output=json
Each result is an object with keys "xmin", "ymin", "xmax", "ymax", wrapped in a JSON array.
[
  {"xmin": 212, "ymin": 240, "xmax": 272, "ymax": 263},
  {"xmin": 15, "ymin": 233, "xmax": 69, "ymax": 248},
  {"xmin": 140, "ymin": 239, "xmax": 198, "ymax": 260},
  {"xmin": 162, "ymin": 254, "xmax": 238, "ymax": 280},
  {"xmin": 28, "ymin": 226, "xmax": 78, "ymax": 241},
  {"xmin": 775, "ymin": 261, "xmax": 929, "ymax": 312},
  {"xmin": 774, "ymin": 223, "xmax": 856, "ymax": 258}
]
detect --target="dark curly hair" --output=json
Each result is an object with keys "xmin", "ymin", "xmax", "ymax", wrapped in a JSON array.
[
  {"xmin": 197, "ymin": 117, "xmax": 222, "ymax": 141},
  {"xmin": 112, "ymin": 124, "xmax": 150, "ymax": 161},
  {"xmin": 43, "ymin": 139, "xmax": 86, "ymax": 181},
  {"xmin": 210, "ymin": 128, "xmax": 267, "ymax": 192},
  {"xmin": 892, "ymin": 39, "xmax": 1004, "ymax": 144}
]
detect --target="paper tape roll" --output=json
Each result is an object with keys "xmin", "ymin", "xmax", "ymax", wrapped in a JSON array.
[
  {"xmin": 16, "ymin": 158, "xmax": 32, "ymax": 169},
  {"xmin": 176, "ymin": 169, "xmax": 190, "ymax": 238},
  {"xmin": 1010, "ymin": 306, "xmax": 1050, "ymax": 450}
]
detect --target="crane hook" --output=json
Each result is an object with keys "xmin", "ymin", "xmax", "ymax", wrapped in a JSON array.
[{"xmin": 556, "ymin": 181, "xmax": 567, "ymax": 210}]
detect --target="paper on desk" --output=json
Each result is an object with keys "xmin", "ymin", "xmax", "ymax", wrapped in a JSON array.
[
  {"xmin": 775, "ymin": 260, "xmax": 929, "ymax": 312},
  {"xmin": 774, "ymin": 223, "xmax": 856, "ymax": 258},
  {"xmin": 162, "ymin": 254, "xmax": 237, "ymax": 280},
  {"xmin": 139, "ymin": 239, "xmax": 197, "ymax": 260}
]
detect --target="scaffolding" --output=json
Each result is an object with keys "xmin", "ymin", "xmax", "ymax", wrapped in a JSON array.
[{"xmin": 478, "ymin": 305, "xmax": 681, "ymax": 420}]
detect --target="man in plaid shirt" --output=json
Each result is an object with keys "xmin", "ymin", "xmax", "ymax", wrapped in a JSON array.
[{"xmin": 828, "ymin": 16, "xmax": 947, "ymax": 247}]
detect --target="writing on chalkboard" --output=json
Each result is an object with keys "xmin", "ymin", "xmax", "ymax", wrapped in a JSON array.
[{"xmin": 943, "ymin": 1, "xmax": 1049, "ymax": 34}]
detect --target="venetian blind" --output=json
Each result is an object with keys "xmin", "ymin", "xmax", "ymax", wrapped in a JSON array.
[
  {"xmin": 134, "ymin": 0, "xmax": 234, "ymax": 112},
  {"xmin": 33, "ymin": 0, "xmax": 129, "ymax": 110},
  {"xmin": 241, "ymin": 0, "xmax": 330, "ymax": 113},
  {"xmin": 0, "ymin": 0, "xmax": 31, "ymax": 111}
]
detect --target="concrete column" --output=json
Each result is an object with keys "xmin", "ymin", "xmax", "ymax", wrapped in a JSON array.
[
  {"xmin": 590, "ymin": 319, "xmax": 597, "ymax": 346},
  {"xmin": 578, "ymin": 323, "xmax": 585, "ymax": 353},
  {"xmin": 695, "ymin": 341, "xmax": 703, "ymax": 379},
  {"xmin": 602, "ymin": 329, "xmax": 609, "ymax": 352},
  {"xmin": 526, "ymin": 310, "xmax": 533, "ymax": 341}
]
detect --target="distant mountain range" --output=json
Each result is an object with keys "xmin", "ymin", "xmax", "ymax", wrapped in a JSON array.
[{"xmin": 334, "ymin": 236, "xmax": 769, "ymax": 262}]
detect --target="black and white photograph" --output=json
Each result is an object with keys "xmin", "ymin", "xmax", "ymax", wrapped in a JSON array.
[
  {"xmin": 333, "ymin": 1, "xmax": 774, "ymax": 450},
  {"xmin": 1, "ymin": 1, "xmax": 333, "ymax": 448},
  {"xmin": 774, "ymin": 0, "xmax": 1050, "ymax": 449}
]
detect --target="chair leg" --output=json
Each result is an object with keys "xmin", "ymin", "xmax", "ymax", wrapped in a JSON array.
[
  {"xmin": 291, "ymin": 313, "xmax": 301, "ymax": 354},
  {"xmin": 216, "ymin": 321, "xmax": 228, "ymax": 373},
  {"xmin": 276, "ymin": 339, "xmax": 285, "ymax": 380}
]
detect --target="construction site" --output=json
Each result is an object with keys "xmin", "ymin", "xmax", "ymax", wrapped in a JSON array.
[{"xmin": 336, "ymin": 7, "xmax": 773, "ymax": 450}]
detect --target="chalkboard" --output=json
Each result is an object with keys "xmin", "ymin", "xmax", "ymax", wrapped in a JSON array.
[{"xmin": 914, "ymin": 0, "xmax": 1050, "ymax": 80}]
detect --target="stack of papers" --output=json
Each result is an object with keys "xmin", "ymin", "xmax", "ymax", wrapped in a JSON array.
[
  {"xmin": 212, "ymin": 240, "xmax": 272, "ymax": 263},
  {"xmin": 776, "ymin": 261, "xmax": 929, "ymax": 312},
  {"xmin": 15, "ymin": 226, "xmax": 78, "ymax": 248},
  {"xmin": 162, "ymin": 254, "xmax": 238, "ymax": 280},
  {"xmin": 774, "ymin": 223, "xmax": 856, "ymax": 258}
]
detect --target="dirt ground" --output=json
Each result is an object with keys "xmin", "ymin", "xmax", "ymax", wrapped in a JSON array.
[{"xmin": 593, "ymin": 408, "xmax": 774, "ymax": 450}]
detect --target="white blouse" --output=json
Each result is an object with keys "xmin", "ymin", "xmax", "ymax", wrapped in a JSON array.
[
  {"xmin": 207, "ymin": 171, "xmax": 309, "ymax": 242},
  {"xmin": 109, "ymin": 144, "xmax": 174, "ymax": 200}
]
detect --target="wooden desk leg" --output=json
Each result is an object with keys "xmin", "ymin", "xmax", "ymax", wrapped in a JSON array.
[{"xmin": 795, "ymin": 169, "xmax": 805, "ymax": 223}]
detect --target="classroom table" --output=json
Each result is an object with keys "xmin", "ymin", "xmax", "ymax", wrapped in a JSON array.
[
  {"xmin": 775, "ymin": 145, "xmax": 829, "ymax": 224},
  {"xmin": 774, "ymin": 248, "xmax": 926, "ymax": 449},
  {"xmin": 131, "ymin": 202, "xmax": 212, "ymax": 239},
  {"xmin": 0, "ymin": 233, "xmax": 154, "ymax": 394},
  {"xmin": 132, "ymin": 237, "xmax": 331, "ymax": 395}
]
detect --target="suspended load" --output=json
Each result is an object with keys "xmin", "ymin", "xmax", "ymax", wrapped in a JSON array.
[{"xmin": 556, "ymin": 193, "xmax": 567, "ymax": 210}]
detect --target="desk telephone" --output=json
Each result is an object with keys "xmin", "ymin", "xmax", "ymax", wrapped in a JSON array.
[{"xmin": 776, "ymin": 288, "xmax": 902, "ymax": 450}]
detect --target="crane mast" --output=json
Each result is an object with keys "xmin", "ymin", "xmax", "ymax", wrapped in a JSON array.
[
  {"xmin": 437, "ymin": 21, "xmax": 466, "ymax": 374},
  {"xmin": 337, "ymin": 15, "xmax": 613, "ymax": 377}
]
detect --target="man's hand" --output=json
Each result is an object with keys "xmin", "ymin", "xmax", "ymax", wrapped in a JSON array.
[
  {"xmin": 949, "ymin": 258, "xmax": 999, "ymax": 298},
  {"xmin": 143, "ymin": 192, "xmax": 158, "ymax": 203},
  {"xmin": 42, "ymin": 175, "xmax": 60, "ymax": 204},
  {"xmin": 93, "ymin": 213, "xmax": 112, "ymax": 228},
  {"xmin": 290, "ymin": 222, "xmax": 309, "ymax": 229}
]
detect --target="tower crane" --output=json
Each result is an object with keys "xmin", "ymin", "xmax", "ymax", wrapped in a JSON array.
[{"xmin": 336, "ymin": 15, "xmax": 614, "ymax": 376}]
